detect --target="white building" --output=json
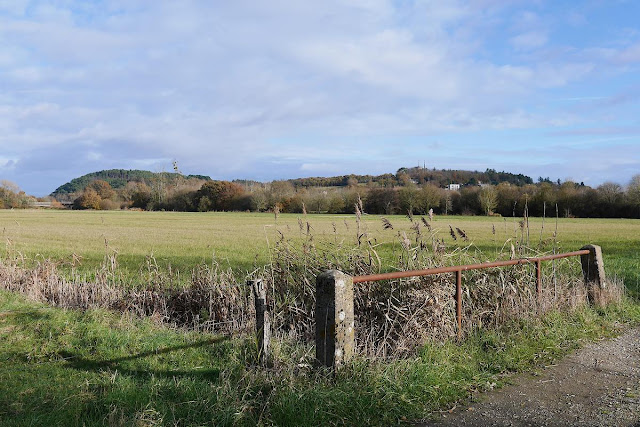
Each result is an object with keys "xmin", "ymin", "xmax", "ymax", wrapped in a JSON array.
[{"xmin": 447, "ymin": 183, "xmax": 460, "ymax": 191}]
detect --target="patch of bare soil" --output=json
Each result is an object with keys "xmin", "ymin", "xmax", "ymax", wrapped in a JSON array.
[{"xmin": 421, "ymin": 327, "xmax": 640, "ymax": 427}]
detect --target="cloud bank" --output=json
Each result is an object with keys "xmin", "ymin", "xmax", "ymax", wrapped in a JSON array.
[{"xmin": 0, "ymin": 1, "xmax": 639, "ymax": 195}]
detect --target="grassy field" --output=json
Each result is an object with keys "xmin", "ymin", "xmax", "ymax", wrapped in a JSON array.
[
  {"xmin": 1, "ymin": 209, "xmax": 640, "ymax": 425},
  {"xmin": 1, "ymin": 209, "xmax": 638, "ymax": 291},
  {"xmin": 1, "ymin": 290, "xmax": 639, "ymax": 426}
]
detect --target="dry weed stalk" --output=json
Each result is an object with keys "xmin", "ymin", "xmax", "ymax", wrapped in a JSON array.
[
  {"xmin": 0, "ymin": 257, "xmax": 255, "ymax": 335},
  {"xmin": 0, "ymin": 215, "xmax": 625, "ymax": 361}
]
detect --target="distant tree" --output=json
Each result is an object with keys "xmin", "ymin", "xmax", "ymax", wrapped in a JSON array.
[
  {"xmin": 74, "ymin": 188, "xmax": 102, "ymax": 210},
  {"xmin": 248, "ymin": 189, "xmax": 269, "ymax": 212},
  {"xmin": 628, "ymin": 175, "xmax": 640, "ymax": 217},
  {"xmin": 531, "ymin": 182, "xmax": 557, "ymax": 216},
  {"xmin": 396, "ymin": 171, "xmax": 412, "ymax": 186},
  {"xmin": 130, "ymin": 183, "xmax": 153, "ymax": 209},
  {"xmin": 416, "ymin": 184, "xmax": 441, "ymax": 214},
  {"xmin": 478, "ymin": 186, "xmax": 498, "ymax": 215},
  {"xmin": 398, "ymin": 186, "xmax": 420, "ymax": 214},
  {"xmin": 197, "ymin": 196, "xmax": 213, "ymax": 212},
  {"xmin": 0, "ymin": 180, "xmax": 20, "ymax": 194},
  {"xmin": 443, "ymin": 192, "xmax": 453, "ymax": 215},
  {"xmin": 458, "ymin": 186, "xmax": 481, "ymax": 215},
  {"xmin": 88, "ymin": 180, "xmax": 115, "ymax": 200},
  {"xmin": 364, "ymin": 188, "xmax": 399, "ymax": 214},
  {"xmin": 308, "ymin": 190, "xmax": 328, "ymax": 213},
  {"xmin": 166, "ymin": 189, "xmax": 196, "ymax": 211},
  {"xmin": 557, "ymin": 181, "xmax": 579, "ymax": 218},
  {"xmin": 267, "ymin": 180, "xmax": 295, "ymax": 207},
  {"xmin": 598, "ymin": 182, "xmax": 623, "ymax": 204},
  {"xmin": 0, "ymin": 181, "xmax": 27, "ymax": 208},
  {"xmin": 195, "ymin": 181, "xmax": 244, "ymax": 211},
  {"xmin": 597, "ymin": 182, "xmax": 624, "ymax": 217},
  {"xmin": 327, "ymin": 192, "xmax": 346, "ymax": 213}
]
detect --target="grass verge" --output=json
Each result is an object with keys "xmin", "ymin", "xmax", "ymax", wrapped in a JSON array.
[{"xmin": 2, "ymin": 290, "xmax": 639, "ymax": 426}]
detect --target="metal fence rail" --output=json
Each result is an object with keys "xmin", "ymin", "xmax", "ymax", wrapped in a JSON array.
[
  {"xmin": 353, "ymin": 249, "xmax": 591, "ymax": 340},
  {"xmin": 315, "ymin": 245, "xmax": 608, "ymax": 368}
]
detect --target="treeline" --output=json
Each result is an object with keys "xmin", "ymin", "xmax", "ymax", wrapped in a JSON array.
[
  {"xmin": 287, "ymin": 167, "xmax": 533, "ymax": 188},
  {"xmin": 65, "ymin": 174, "xmax": 640, "ymax": 219}
]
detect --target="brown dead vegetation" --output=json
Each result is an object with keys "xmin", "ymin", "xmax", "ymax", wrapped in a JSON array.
[{"xmin": 0, "ymin": 215, "xmax": 624, "ymax": 359}]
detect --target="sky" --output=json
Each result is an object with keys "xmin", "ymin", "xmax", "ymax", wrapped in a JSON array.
[{"xmin": 1, "ymin": 1, "xmax": 639, "ymax": 196}]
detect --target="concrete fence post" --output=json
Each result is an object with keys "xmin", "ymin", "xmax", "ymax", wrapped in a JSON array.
[
  {"xmin": 248, "ymin": 279, "xmax": 270, "ymax": 364},
  {"xmin": 580, "ymin": 245, "xmax": 607, "ymax": 305},
  {"xmin": 316, "ymin": 270, "xmax": 355, "ymax": 368}
]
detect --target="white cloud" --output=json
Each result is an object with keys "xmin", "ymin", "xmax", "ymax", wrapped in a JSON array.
[
  {"xmin": 0, "ymin": 0, "xmax": 28, "ymax": 15},
  {"xmin": 509, "ymin": 31, "xmax": 548, "ymax": 50},
  {"xmin": 616, "ymin": 42, "xmax": 640, "ymax": 63},
  {"xmin": 0, "ymin": 1, "xmax": 639, "ymax": 195}
]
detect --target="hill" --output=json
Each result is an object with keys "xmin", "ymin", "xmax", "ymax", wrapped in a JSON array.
[
  {"xmin": 287, "ymin": 167, "xmax": 533, "ymax": 188},
  {"xmin": 50, "ymin": 169, "xmax": 211, "ymax": 198},
  {"xmin": 52, "ymin": 166, "xmax": 533, "ymax": 198}
]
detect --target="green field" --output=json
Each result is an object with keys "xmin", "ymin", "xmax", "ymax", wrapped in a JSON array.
[
  {"xmin": 1, "ymin": 210, "xmax": 638, "ymax": 291},
  {"xmin": 1, "ymin": 290, "xmax": 639, "ymax": 426},
  {"xmin": 1, "ymin": 209, "xmax": 640, "ymax": 425}
]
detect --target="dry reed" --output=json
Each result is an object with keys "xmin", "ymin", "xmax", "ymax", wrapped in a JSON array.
[{"xmin": 0, "ymin": 215, "xmax": 625, "ymax": 360}]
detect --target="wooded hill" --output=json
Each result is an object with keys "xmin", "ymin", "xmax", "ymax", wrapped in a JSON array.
[
  {"xmin": 285, "ymin": 167, "xmax": 533, "ymax": 188},
  {"xmin": 51, "ymin": 169, "xmax": 212, "ymax": 199},
  {"xmin": 52, "ymin": 167, "xmax": 533, "ymax": 198}
]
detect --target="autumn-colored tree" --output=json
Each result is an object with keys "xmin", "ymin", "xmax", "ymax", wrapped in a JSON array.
[
  {"xmin": 195, "ymin": 181, "xmax": 244, "ymax": 211},
  {"xmin": 74, "ymin": 187, "xmax": 102, "ymax": 210},
  {"xmin": 0, "ymin": 181, "xmax": 31, "ymax": 208},
  {"xmin": 89, "ymin": 180, "xmax": 115, "ymax": 200}
]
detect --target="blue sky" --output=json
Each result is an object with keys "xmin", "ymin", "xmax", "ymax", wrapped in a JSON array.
[{"xmin": 1, "ymin": 0, "xmax": 639, "ymax": 196}]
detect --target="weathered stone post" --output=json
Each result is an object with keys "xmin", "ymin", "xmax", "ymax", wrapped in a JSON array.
[
  {"xmin": 580, "ymin": 245, "xmax": 607, "ymax": 305},
  {"xmin": 316, "ymin": 270, "xmax": 355, "ymax": 368},
  {"xmin": 249, "ymin": 279, "xmax": 270, "ymax": 364}
]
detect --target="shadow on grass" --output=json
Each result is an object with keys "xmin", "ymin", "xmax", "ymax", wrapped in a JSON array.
[
  {"xmin": 0, "ymin": 309, "xmax": 53, "ymax": 323},
  {"xmin": 58, "ymin": 336, "xmax": 230, "ymax": 381}
]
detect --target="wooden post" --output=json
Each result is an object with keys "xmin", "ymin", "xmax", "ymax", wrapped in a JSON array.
[
  {"xmin": 248, "ymin": 279, "xmax": 270, "ymax": 364},
  {"xmin": 535, "ymin": 259, "xmax": 542, "ymax": 298},
  {"xmin": 580, "ymin": 245, "xmax": 607, "ymax": 305},
  {"xmin": 455, "ymin": 269, "xmax": 462, "ymax": 339},
  {"xmin": 316, "ymin": 270, "xmax": 355, "ymax": 368}
]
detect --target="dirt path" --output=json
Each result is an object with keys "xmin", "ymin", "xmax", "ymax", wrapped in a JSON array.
[{"xmin": 422, "ymin": 327, "xmax": 640, "ymax": 427}]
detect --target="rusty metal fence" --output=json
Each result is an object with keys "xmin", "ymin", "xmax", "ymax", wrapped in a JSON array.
[{"xmin": 315, "ymin": 244, "xmax": 607, "ymax": 369}]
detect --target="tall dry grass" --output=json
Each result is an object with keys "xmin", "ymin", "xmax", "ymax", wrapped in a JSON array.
[{"xmin": 0, "ymin": 214, "xmax": 624, "ymax": 359}]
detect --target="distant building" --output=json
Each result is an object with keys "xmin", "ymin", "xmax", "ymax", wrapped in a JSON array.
[{"xmin": 447, "ymin": 183, "xmax": 460, "ymax": 191}]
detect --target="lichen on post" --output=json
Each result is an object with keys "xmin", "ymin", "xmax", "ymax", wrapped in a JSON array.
[
  {"xmin": 315, "ymin": 270, "xmax": 355, "ymax": 368},
  {"xmin": 249, "ymin": 279, "xmax": 270, "ymax": 365}
]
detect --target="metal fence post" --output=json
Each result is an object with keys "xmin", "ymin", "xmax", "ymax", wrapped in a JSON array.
[
  {"xmin": 248, "ymin": 279, "xmax": 270, "ymax": 364},
  {"xmin": 316, "ymin": 270, "xmax": 355, "ymax": 368},
  {"xmin": 580, "ymin": 245, "xmax": 607, "ymax": 305}
]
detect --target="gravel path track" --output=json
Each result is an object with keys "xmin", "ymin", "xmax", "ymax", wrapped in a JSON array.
[{"xmin": 422, "ymin": 327, "xmax": 640, "ymax": 427}]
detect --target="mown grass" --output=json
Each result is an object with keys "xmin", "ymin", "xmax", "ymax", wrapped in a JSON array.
[
  {"xmin": 1, "ymin": 290, "xmax": 639, "ymax": 426},
  {"xmin": 1, "ymin": 210, "xmax": 639, "ymax": 292}
]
